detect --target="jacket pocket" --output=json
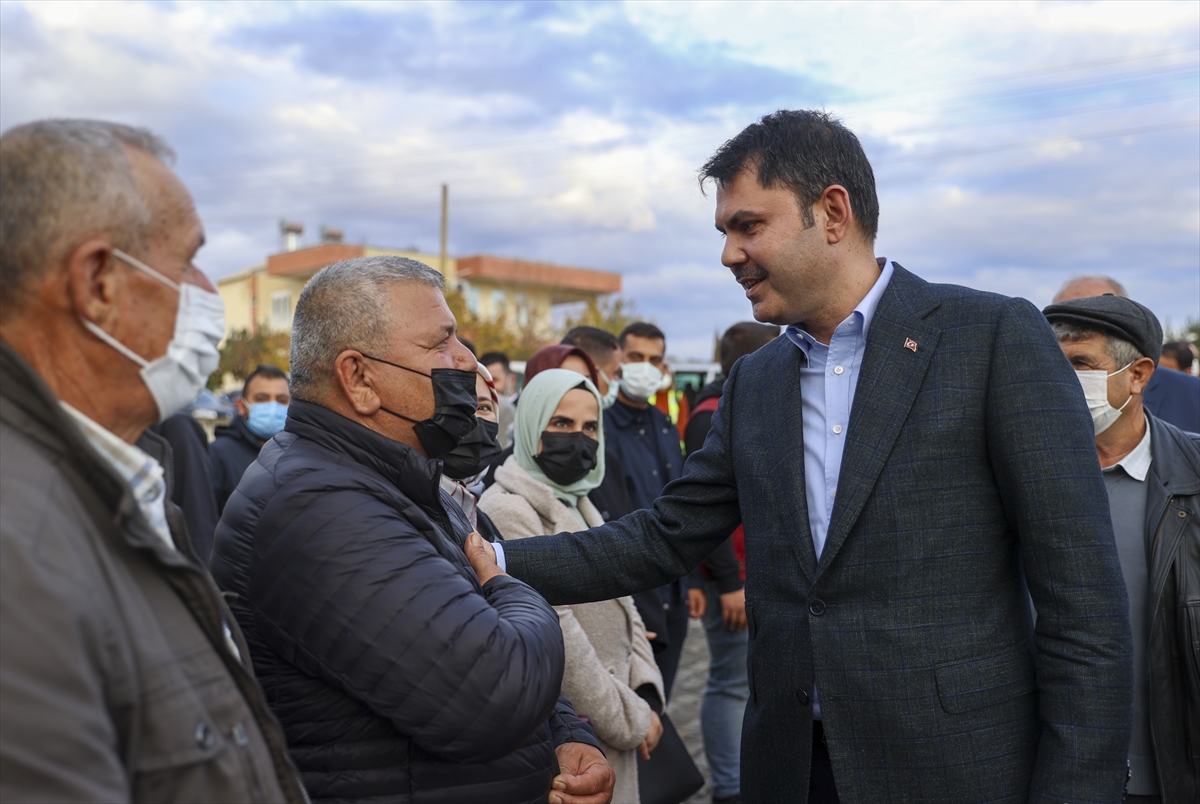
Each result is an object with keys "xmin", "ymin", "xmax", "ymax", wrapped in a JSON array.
[{"xmin": 934, "ymin": 642, "xmax": 1035, "ymax": 714}]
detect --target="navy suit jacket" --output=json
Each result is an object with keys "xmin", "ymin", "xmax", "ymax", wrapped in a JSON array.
[
  {"xmin": 504, "ymin": 265, "xmax": 1133, "ymax": 803},
  {"xmin": 1144, "ymin": 365, "xmax": 1200, "ymax": 435}
]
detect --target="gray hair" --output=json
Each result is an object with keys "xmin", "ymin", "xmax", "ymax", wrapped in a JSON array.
[
  {"xmin": 1051, "ymin": 321, "xmax": 1143, "ymax": 368},
  {"xmin": 0, "ymin": 119, "xmax": 175, "ymax": 312},
  {"xmin": 290, "ymin": 255, "xmax": 446, "ymax": 400}
]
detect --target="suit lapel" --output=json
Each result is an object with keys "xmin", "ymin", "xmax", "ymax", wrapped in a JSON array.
[
  {"xmin": 818, "ymin": 265, "xmax": 941, "ymax": 574},
  {"xmin": 769, "ymin": 341, "xmax": 819, "ymax": 582}
]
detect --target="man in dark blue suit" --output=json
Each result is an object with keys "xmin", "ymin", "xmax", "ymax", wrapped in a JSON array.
[{"xmin": 490, "ymin": 110, "xmax": 1133, "ymax": 803}]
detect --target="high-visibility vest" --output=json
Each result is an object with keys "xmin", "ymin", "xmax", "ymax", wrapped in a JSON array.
[{"xmin": 650, "ymin": 390, "xmax": 690, "ymax": 446}]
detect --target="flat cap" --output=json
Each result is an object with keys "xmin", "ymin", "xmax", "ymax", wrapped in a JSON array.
[{"xmin": 1042, "ymin": 294, "xmax": 1163, "ymax": 364}]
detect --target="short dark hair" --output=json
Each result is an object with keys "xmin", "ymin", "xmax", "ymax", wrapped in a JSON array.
[
  {"xmin": 719, "ymin": 322, "xmax": 780, "ymax": 377},
  {"xmin": 562, "ymin": 326, "xmax": 619, "ymax": 365},
  {"xmin": 479, "ymin": 351, "xmax": 509, "ymax": 371},
  {"xmin": 1163, "ymin": 341, "xmax": 1196, "ymax": 371},
  {"xmin": 700, "ymin": 109, "xmax": 879, "ymax": 242},
  {"xmin": 618, "ymin": 322, "xmax": 666, "ymax": 350},
  {"xmin": 242, "ymin": 364, "xmax": 289, "ymax": 399}
]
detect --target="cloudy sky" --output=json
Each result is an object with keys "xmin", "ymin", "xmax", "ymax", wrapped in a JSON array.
[{"xmin": 2, "ymin": 0, "xmax": 1197, "ymax": 359}]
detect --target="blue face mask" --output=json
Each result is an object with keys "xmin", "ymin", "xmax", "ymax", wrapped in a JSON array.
[{"xmin": 246, "ymin": 401, "xmax": 288, "ymax": 439}]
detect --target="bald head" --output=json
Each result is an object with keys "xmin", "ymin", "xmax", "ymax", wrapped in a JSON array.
[{"xmin": 1053, "ymin": 276, "xmax": 1128, "ymax": 303}]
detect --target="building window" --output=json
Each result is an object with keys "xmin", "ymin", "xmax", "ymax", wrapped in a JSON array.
[
  {"xmin": 515, "ymin": 293, "xmax": 530, "ymax": 328},
  {"xmin": 270, "ymin": 290, "xmax": 292, "ymax": 331},
  {"xmin": 465, "ymin": 285, "xmax": 481, "ymax": 316},
  {"xmin": 490, "ymin": 290, "xmax": 507, "ymax": 321}
]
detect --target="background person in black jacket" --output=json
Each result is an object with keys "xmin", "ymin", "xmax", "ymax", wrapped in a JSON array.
[
  {"xmin": 210, "ymin": 255, "xmax": 614, "ymax": 804},
  {"xmin": 209, "ymin": 363, "xmax": 290, "ymax": 512}
]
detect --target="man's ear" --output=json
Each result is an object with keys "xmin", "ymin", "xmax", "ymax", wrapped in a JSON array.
[
  {"xmin": 235, "ymin": 396, "xmax": 250, "ymax": 418},
  {"xmin": 67, "ymin": 240, "xmax": 122, "ymax": 325},
  {"xmin": 819, "ymin": 185, "xmax": 852, "ymax": 245},
  {"xmin": 333, "ymin": 350, "xmax": 382, "ymax": 415},
  {"xmin": 1129, "ymin": 356, "xmax": 1157, "ymax": 395}
]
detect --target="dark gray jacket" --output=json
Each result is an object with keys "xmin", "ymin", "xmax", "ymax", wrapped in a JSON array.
[
  {"xmin": 0, "ymin": 341, "xmax": 305, "ymax": 804},
  {"xmin": 209, "ymin": 411, "xmax": 263, "ymax": 514},
  {"xmin": 503, "ymin": 265, "xmax": 1134, "ymax": 803},
  {"xmin": 1144, "ymin": 412, "xmax": 1200, "ymax": 801},
  {"xmin": 211, "ymin": 400, "xmax": 590, "ymax": 804}
]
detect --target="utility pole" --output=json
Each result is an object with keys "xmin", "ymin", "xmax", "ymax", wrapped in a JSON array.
[{"xmin": 439, "ymin": 183, "xmax": 448, "ymax": 277}]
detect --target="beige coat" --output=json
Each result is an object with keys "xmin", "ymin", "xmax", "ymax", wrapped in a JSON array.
[{"xmin": 480, "ymin": 457, "xmax": 664, "ymax": 804}]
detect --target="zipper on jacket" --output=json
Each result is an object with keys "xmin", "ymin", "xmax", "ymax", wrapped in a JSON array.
[{"xmin": 233, "ymin": 722, "xmax": 267, "ymax": 803}]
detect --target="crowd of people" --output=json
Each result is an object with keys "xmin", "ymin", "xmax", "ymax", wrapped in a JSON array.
[{"xmin": 0, "ymin": 110, "xmax": 1197, "ymax": 804}]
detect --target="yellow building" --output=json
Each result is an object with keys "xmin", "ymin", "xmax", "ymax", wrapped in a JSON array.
[{"xmin": 217, "ymin": 243, "xmax": 620, "ymax": 343}]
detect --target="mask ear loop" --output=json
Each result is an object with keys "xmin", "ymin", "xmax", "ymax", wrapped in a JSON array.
[{"xmin": 1108, "ymin": 361, "xmax": 1136, "ymax": 413}]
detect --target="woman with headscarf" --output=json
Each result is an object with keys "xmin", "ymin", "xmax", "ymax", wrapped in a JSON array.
[{"xmin": 479, "ymin": 369, "xmax": 664, "ymax": 804}]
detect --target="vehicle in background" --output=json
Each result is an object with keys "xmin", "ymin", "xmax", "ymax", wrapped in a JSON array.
[{"xmin": 670, "ymin": 362, "xmax": 721, "ymax": 407}]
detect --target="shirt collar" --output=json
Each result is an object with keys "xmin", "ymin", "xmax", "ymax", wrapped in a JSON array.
[
  {"xmin": 1103, "ymin": 421, "xmax": 1153, "ymax": 482},
  {"xmin": 59, "ymin": 402, "xmax": 166, "ymax": 507},
  {"xmin": 786, "ymin": 258, "xmax": 895, "ymax": 358}
]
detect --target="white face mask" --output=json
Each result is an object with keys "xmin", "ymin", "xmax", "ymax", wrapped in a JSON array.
[
  {"xmin": 1075, "ymin": 363, "xmax": 1133, "ymax": 435},
  {"xmin": 619, "ymin": 361, "xmax": 663, "ymax": 403},
  {"xmin": 81, "ymin": 248, "xmax": 225, "ymax": 421},
  {"xmin": 597, "ymin": 370, "xmax": 619, "ymax": 409}
]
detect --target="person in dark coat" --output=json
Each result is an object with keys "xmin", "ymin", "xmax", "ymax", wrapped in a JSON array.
[
  {"xmin": 1045, "ymin": 296, "xmax": 1200, "ymax": 802},
  {"xmin": 493, "ymin": 110, "xmax": 1133, "ymax": 803},
  {"xmin": 209, "ymin": 363, "xmax": 290, "ymax": 513},
  {"xmin": 602, "ymin": 322, "xmax": 689, "ymax": 699},
  {"xmin": 149, "ymin": 411, "xmax": 220, "ymax": 562},
  {"xmin": 683, "ymin": 321, "xmax": 778, "ymax": 804},
  {"xmin": 210, "ymin": 255, "xmax": 613, "ymax": 804}
]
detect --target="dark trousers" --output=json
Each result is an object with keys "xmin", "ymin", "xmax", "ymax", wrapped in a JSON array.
[
  {"xmin": 655, "ymin": 581, "xmax": 690, "ymax": 701},
  {"xmin": 809, "ymin": 721, "xmax": 840, "ymax": 804}
]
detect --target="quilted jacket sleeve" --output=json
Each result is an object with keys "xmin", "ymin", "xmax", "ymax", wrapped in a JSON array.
[{"xmin": 249, "ymin": 475, "xmax": 565, "ymax": 765}]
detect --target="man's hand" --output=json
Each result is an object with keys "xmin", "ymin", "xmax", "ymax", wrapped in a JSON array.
[
  {"xmin": 719, "ymin": 588, "xmax": 747, "ymax": 631},
  {"xmin": 687, "ymin": 587, "xmax": 706, "ymax": 619},
  {"xmin": 551, "ymin": 742, "xmax": 614, "ymax": 804},
  {"xmin": 637, "ymin": 710, "xmax": 663, "ymax": 760},
  {"xmin": 465, "ymin": 532, "xmax": 505, "ymax": 586}
]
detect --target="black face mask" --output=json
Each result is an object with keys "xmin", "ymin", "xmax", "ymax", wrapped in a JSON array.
[
  {"xmin": 442, "ymin": 418, "xmax": 502, "ymax": 480},
  {"xmin": 362, "ymin": 354, "xmax": 478, "ymax": 459},
  {"xmin": 534, "ymin": 430, "xmax": 599, "ymax": 486}
]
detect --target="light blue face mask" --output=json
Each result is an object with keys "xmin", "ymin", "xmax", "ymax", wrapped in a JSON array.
[{"xmin": 246, "ymin": 401, "xmax": 288, "ymax": 439}]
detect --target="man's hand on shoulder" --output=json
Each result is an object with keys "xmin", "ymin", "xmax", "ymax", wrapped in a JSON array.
[
  {"xmin": 550, "ymin": 742, "xmax": 614, "ymax": 804},
  {"xmin": 465, "ymin": 532, "xmax": 505, "ymax": 586}
]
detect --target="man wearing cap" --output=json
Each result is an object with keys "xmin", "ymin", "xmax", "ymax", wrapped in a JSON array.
[
  {"xmin": 1044, "ymin": 295, "xmax": 1200, "ymax": 802},
  {"xmin": 1053, "ymin": 276, "xmax": 1200, "ymax": 434}
]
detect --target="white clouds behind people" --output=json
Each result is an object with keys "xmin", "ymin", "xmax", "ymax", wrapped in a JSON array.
[{"xmin": 1, "ymin": 1, "xmax": 1195, "ymax": 358}]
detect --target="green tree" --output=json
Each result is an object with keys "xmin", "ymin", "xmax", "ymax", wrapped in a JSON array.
[
  {"xmin": 443, "ymin": 288, "xmax": 547, "ymax": 361},
  {"xmin": 209, "ymin": 328, "xmax": 290, "ymax": 391},
  {"xmin": 560, "ymin": 295, "xmax": 643, "ymax": 337}
]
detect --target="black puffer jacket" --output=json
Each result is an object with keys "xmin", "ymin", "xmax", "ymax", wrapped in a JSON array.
[{"xmin": 211, "ymin": 400, "xmax": 576, "ymax": 804}]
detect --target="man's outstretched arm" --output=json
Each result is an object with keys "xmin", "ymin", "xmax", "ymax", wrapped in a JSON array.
[{"xmin": 503, "ymin": 361, "xmax": 748, "ymax": 606}]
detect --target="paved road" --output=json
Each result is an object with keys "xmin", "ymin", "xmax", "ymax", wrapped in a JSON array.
[{"xmin": 665, "ymin": 617, "xmax": 716, "ymax": 804}]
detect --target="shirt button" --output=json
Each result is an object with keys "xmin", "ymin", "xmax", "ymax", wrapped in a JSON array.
[
  {"xmin": 832, "ymin": 425, "xmax": 843, "ymax": 435},
  {"xmin": 639, "ymin": 429, "xmax": 646, "ymax": 436},
  {"xmin": 833, "ymin": 366, "xmax": 844, "ymax": 375},
  {"xmin": 651, "ymin": 470, "xmax": 658, "ymax": 476},
  {"xmin": 796, "ymin": 688, "xmax": 810, "ymax": 704},
  {"xmin": 809, "ymin": 599, "xmax": 826, "ymax": 616}
]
